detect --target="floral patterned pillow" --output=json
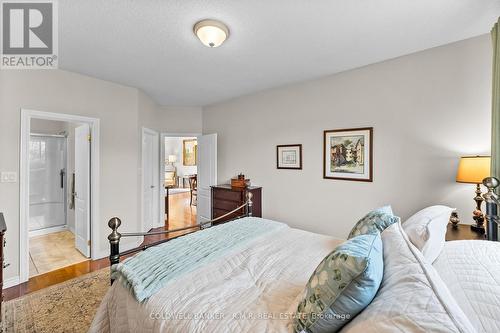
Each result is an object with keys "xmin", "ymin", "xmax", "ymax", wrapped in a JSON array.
[
  {"xmin": 293, "ymin": 233, "xmax": 383, "ymax": 333},
  {"xmin": 348, "ymin": 206, "xmax": 400, "ymax": 239}
]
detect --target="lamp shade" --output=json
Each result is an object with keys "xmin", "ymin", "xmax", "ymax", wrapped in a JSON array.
[
  {"xmin": 168, "ymin": 155, "xmax": 177, "ymax": 163},
  {"xmin": 456, "ymin": 156, "xmax": 491, "ymax": 184}
]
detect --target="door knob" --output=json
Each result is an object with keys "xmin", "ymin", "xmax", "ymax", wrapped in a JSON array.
[{"xmin": 150, "ymin": 185, "xmax": 155, "ymax": 189}]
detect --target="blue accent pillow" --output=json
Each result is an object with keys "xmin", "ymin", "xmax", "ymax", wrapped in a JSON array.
[
  {"xmin": 348, "ymin": 206, "xmax": 399, "ymax": 239},
  {"xmin": 294, "ymin": 233, "xmax": 383, "ymax": 333}
]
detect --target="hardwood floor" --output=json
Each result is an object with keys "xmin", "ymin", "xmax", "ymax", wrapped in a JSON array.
[{"xmin": 4, "ymin": 191, "xmax": 197, "ymax": 301}]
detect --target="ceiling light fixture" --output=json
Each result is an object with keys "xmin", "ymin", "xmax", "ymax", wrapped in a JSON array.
[{"xmin": 194, "ymin": 19, "xmax": 229, "ymax": 48}]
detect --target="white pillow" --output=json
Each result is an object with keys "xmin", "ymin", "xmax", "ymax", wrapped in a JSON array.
[
  {"xmin": 342, "ymin": 222, "xmax": 475, "ymax": 333},
  {"xmin": 402, "ymin": 205, "xmax": 455, "ymax": 263}
]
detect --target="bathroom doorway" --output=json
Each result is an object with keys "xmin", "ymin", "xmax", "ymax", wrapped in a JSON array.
[
  {"xmin": 20, "ymin": 110, "xmax": 100, "ymax": 283},
  {"xmin": 27, "ymin": 119, "xmax": 90, "ymax": 277}
]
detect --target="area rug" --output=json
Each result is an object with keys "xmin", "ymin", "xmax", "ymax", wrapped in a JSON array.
[{"xmin": 3, "ymin": 268, "xmax": 109, "ymax": 333}]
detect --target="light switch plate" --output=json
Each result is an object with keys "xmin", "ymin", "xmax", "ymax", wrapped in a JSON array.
[{"xmin": 0, "ymin": 172, "xmax": 17, "ymax": 183}]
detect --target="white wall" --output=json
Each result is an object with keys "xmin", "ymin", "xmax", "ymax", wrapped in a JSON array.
[
  {"xmin": 203, "ymin": 35, "xmax": 492, "ymax": 239},
  {"xmin": 164, "ymin": 137, "xmax": 197, "ymax": 178},
  {"xmin": 0, "ymin": 70, "xmax": 202, "ymax": 284},
  {"xmin": 138, "ymin": 96, "xmax": 202, "ymax": 134},
  {"xmin": 30, "ymin": 118, "xmax": 67, "ymax": 135}
]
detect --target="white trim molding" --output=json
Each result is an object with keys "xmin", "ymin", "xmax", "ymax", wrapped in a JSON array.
[
  {"xmin": 19, "ymin": 109, "xmax": 100, "ymax": 284},
  {"xmin": 28, "ymin": 225, "xmax": 68, "ymax": 238}
]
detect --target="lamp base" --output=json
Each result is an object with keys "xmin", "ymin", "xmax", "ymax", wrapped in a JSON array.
[
  {"xmin": 470, "ymin": 224, "xmax": 485, "ymax": 234},
  {"xmin": 470, "ymin": 184, "xmax": 486, "ymax": 235}
]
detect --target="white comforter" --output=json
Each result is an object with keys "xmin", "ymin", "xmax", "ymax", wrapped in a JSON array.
[
  {"xmin": 90, "ymin": 224, "xmax": 343, "ymax": 333},
  {"xmin": 90, "ymin": 218, "xmax": 495, "ymax": 333},
  {"xmin": 433, "ymin": 240, "xmax": 500, "ymax": 332}
]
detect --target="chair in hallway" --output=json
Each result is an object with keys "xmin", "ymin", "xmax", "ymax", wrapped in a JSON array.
[{"xmin": 189, "ymin": 176, "xmax": 197, "ymax": 206}]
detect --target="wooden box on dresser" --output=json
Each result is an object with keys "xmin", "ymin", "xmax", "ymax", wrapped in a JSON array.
[
  {"xmin": 0, "ymin": 213, "xmax": 7, "ymax": 323},
  {"xmin": 211, "ymin": 185, "xmax": 262, "ymax": 223}
]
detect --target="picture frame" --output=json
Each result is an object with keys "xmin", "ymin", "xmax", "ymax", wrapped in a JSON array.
[
  {"xmin": 323, "ymin": 127, "xmax": 373, "ymax": 182},
  {"xmin": 277, "ymin": 144, "xmax": 302, "ymax": 170},
  {"xmin": 183, "ymin": 139, "xmax": 197, "ymax": 166}
]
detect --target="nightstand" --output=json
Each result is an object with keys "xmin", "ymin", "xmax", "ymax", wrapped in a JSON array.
[{"xmin": 445, "ymin": 223, "xmax": 486, "ymax": 241}]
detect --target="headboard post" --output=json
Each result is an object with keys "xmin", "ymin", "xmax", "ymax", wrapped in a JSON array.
[
  {"xmin": 246, "ymin": 192, "xmax": 253, "ymax": 217},
  {"xmin": 108, "ymin": 217, "xmax": 122, "ymax": 284},
  {"xmin": 482, "ymin": 177, "xmax": 499, "ymax": 241}
]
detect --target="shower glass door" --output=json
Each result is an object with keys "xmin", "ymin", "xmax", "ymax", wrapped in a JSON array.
[{"xmin": 29, "ymin": 134, "xmax": 67, "ymax": 232}]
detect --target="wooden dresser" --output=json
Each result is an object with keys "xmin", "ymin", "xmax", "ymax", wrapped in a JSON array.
[
  {"xmin": 0, "ymin": 213, "xmax": 7, "ymax": 322},
  {"xmin": 211, "ymin": 185, "xmax": 262, "ymax": 223}
]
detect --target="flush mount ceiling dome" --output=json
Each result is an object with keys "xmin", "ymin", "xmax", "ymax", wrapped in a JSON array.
[{"xmin": 194, "ymin": 19, "xmax": 229, "ymax": 48}]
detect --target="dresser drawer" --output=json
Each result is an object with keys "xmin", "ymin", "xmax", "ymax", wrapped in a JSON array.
[
  {"xmin": 213, "ymin": 189, "xmax": 242, "ymax": 202},
  {"xmin": 213, "ymin": 199, "xmax": 243, "ymax": 211}
]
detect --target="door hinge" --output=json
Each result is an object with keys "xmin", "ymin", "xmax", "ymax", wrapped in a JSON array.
[
  {"xmin": 87, "ymin": 135, "xmax": 92, "ymax": 142},
  {"xmin": 87, "ymin": 239, "xmax": 91, "ymax": 246}
]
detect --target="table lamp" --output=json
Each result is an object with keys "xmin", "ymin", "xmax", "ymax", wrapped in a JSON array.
[
  {"xmin": 168, "ymin": 155, "xmax": 177, "ymax": 164},
  {"xmin": 167, "ymin": 155, "xmax": 177, "ymax": 172},
  {"xmin": 456, "ymin": 155, "xmax": 491, "ymax": 233}
]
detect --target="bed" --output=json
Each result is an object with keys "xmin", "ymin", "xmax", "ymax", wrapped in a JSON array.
[{"xmin": 90, "ymin": 179, "xmax": 500, "ymax": 333}]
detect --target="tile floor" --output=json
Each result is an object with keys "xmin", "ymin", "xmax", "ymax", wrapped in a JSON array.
[{"xmin": 29, "ymin": 230, "xmax": 89, "ymax": 277}]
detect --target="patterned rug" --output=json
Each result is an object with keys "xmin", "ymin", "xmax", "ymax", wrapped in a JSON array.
[{"xmin": 3, "ymin": 268, "xmax": 109, "ymax": 333}]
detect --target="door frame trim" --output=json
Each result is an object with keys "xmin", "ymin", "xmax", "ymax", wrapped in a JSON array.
[
  {"xmin": 141, "ymin": 127, "xmax": 160, "ymax": 231},
  {"xmin": 20, "ymin": 109, "xmax": 100, "ymax": 283},
  {"xmin": 160, "ymin": 133, "xmax": 201, "ymax": 225}
]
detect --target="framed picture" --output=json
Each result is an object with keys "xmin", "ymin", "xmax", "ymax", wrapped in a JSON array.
[
  {"xmin": 183, "ymin": 139, "xmax": 197, "ymax": 166},
  {"xmin": 323, "ymin": 127, "xmax": 373, "ymax": 182},
  {"xmin": 277, "ymin": 144, "xmax": 302, "ymax": 169}
]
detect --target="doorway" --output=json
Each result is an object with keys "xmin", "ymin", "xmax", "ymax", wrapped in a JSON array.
[
  {"xmin": 20, "ymin": 110, "xmax": 100, "ymax": 283},
  {"xmin": 160, "ymin": 133, "xmax": 217, "ymax": 229},
  {"xmin": 163, "ymin": 135, "xmax": 198, "ymax": 229}
]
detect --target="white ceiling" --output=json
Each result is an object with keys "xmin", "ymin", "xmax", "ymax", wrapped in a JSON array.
[{"xmin": 60, "ymin": 0, "xmax": 500, "ymax": 106}]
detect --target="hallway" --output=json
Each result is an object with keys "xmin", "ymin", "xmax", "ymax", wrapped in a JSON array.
[{"xmin": 167, "ymin": 191, "xmax": 197, "ymax": 230}]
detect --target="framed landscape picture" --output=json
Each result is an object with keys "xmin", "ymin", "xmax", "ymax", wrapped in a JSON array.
[
  {"xmin": 323, "ymin": 127, "xmax": 373, "ymax": 182},
  {"xmin": 183, "ymin": 139, "xmax": 197, "ymax": 166},
  {"xmin": 277, "ymin": 144, "xmax": 302, "ymax": 169}
]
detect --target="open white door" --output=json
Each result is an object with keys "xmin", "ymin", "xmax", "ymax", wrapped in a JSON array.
[
  {"xmin": 74, "ymin": 124, "xmax": 91, "ymax": 257},
  {"xmin": 142, "ymin": 128, "xmax": 160, "ymax": 231},
  {"xmin": 197, "ymin": 134, "xmax": 217, "ymax": 224}
]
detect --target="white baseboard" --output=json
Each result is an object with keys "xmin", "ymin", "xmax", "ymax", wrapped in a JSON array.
[
  {"xmin": 4, "ymin": 276, "xmax": 20, "ymax": 288},
  {"xmin": 29, "ymin": 225, "xmax": 68, "ymax": 237}
]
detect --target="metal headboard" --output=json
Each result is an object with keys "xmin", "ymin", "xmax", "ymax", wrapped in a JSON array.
[
  {"xmin": 107, "ymin": 192, "xmax": 253, "ymax": 283},
  {"xmin": 483, "ymin": 177, "xmax": 500, "ymax": 241}
]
